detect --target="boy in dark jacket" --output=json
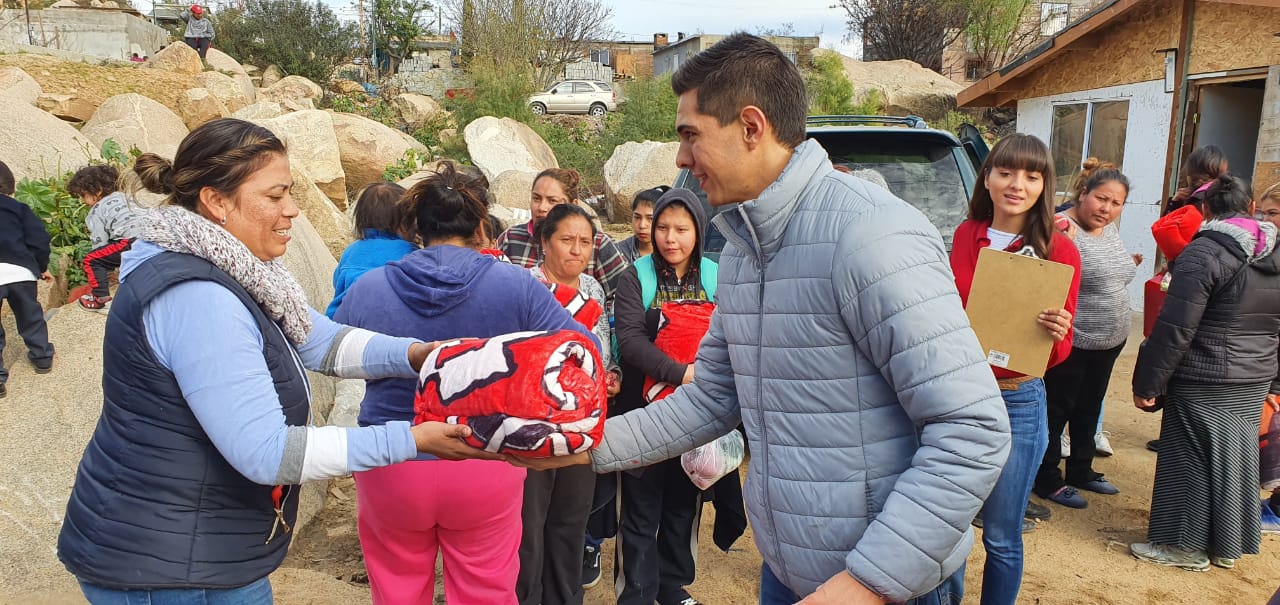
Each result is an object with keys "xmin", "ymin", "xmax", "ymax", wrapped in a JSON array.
[{"xmin": 0, "ymin": 161, "xmax": 56, "ymax": 397}]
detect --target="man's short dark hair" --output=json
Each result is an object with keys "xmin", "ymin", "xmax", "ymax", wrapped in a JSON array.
[
  {"xmin": 671, "ymin": 33, "xmax": 807, "ymax": 148},
  {"xmin": 0, "ymin": 160, "xmax": 14, "ymax": 196}
]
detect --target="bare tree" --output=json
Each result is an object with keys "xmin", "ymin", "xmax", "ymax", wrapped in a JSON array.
[
  {"xmin": 964, "ymin": 0, "xmax": 1050, "ymax": 77},
  {"xmin": 533, "ymin": 0, "xmax": 614, "ymax": 87},
  {"xmin": 836, "ymin": 0, "xmax": 967, "ymax": 71},
  {"xmin": 446, "ymin": 0, "xmax": 613, "ymax": 88}
]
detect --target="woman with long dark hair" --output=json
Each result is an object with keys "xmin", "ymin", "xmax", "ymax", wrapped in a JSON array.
[{"xmin": 950, "ymin": 133, "xmax": 1081, "ymax": 605}]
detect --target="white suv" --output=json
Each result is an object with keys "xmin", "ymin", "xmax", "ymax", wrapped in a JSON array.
[{"xmin": 529, "ymin": 80, "xmax": 617, "ymax": 117}]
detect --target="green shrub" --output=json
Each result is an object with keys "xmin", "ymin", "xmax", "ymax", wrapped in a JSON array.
[
  {"xmin": 602, "ymin": 77, "xmax": 678, "ymax": 148},
  {"xmin": 534, "ymin": 121, "xmax": 607, "ymax": 191},
  {"xmin": 382, "ymin": 148, "xmax": 430, "ymax": 182},
  {"xmin": 444, "ymin": 62, "xmax": 536, "ymax": 128},
  {"xmin": 805, "ymin": 53, "xmax": 858, "ymax": 116},
  {"xmin": 849, "ymin": 89, "xmax": 884, "ymax": 116},
  {"xmin": 216, "ymin": 0, "xmax": 359, "ymax": 82}
]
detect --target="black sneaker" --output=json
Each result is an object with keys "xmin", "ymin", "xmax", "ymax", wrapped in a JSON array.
[
  {"xmin": 33, "ymin": 357, "xmax": 53, "ymax": 374},
  {"xmin": 581, "ymin": 544, "xmax": 601, "ymax": 589},
  {"xmin": 0, "ymin": 383, "xmax": 6, "ymax": 398},
  {"xmin": 972, "ymin": 513, "xmax": 1035, "ymax": 533},
  {"xmin": 1025, "ymin": 501, "xmax": 1052, "ymax": 521},
  {"xmin": 1146, "ymin": 439, "xmax": 1160, "ymax": 452}
]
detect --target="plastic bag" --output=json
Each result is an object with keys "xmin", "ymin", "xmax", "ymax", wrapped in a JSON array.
[
  {"xmin": 414, "ymin": 330, "xmax": 608, "ymax": 457},
  {"xmin": 644, "ymin": 301, "xmax": 716, "ymax": 403},
  {"xmin": 681, "ymin": 430, "xmax": 745, "ymax": 490}
]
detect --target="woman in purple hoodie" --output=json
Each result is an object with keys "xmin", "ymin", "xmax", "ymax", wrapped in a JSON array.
[{"xmin": 336, "ymin": 162, "xmax": 598, "ymax": 605}]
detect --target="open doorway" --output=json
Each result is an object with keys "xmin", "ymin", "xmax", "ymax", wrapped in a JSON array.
[{"xmin": 1186, "ymin": 78, "xmax": 1266, "ymax": 184}]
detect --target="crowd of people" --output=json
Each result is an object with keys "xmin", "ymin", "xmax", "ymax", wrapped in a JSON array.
[{"xmin": 0, "ymin": 31, "xmax": 1277, "ymax": 605}]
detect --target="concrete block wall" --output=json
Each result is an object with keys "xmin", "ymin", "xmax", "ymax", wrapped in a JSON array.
[{"xmin": 0, "ymin": 9, "xmax": 166, "ymax": 60}]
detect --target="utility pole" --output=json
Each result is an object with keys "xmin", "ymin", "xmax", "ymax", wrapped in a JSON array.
[
  {"xmin": 22, "ymin": 0, "xmax": 35, "ymax": 45},
  {"xmin": 356, "ymin": 0, "xmax": 367, "ymax": 79}
]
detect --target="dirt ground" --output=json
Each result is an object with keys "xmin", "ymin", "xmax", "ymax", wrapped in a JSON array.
[{"xmin": 275, "ymin": 333, "xmax": 1280, "ymax": 604}]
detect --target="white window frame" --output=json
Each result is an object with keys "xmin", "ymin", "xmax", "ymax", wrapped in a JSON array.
[{"xmin": 1050, "ymin": 98, "xmax": 1131, "ymax": 196}]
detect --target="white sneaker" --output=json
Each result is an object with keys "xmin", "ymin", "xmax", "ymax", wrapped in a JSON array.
[
  {"xmin": 1060, "ymin": 433, "xmax": 1071, "ymax": 458},
  {"xmin": 1094, "ymin": 431, "xmax": 1114, "ymax": 457}
]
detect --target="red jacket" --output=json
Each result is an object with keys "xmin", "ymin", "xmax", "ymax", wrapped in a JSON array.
[{"xmin": 950, "ymin": 219, "xmax": 1082, "ymax": 379}]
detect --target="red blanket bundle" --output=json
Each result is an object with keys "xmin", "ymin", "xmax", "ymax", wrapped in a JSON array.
[
  {"xmin": 643, "ymin": 301, "xmax": 716, "ymax": 403},
  {"xmin": 414, "ymin": 330, "xmax": 608, "ymax": 457},
  {"xmin": 544, "ymin": 281, "xmax": 603, "ymax": 330}
]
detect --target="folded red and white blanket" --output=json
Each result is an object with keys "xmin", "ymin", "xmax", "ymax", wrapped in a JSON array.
[
  {"xmin": 414, "ymin": 330, "xmax": 608, "ymax": 457},
  {"xmin": 643, "ymin": 301, "xmax": 716, "ymax": 404},
  {"xmin": 544, "ymin": 281, "xmax": 603, "ymax": 331}
]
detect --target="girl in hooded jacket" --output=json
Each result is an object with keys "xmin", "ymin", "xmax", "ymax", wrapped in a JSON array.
[
  {"xmin": 949, "ymin": 133, "xmax": 1081, "ymax": 605},
  {"xmin": 611, "ymin": 188, "xmax": 724, "ymax": 605}
]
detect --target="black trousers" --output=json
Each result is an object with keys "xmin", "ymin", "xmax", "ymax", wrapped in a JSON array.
[
  {"xmin": 0, "ymin": 280, "xmax": 54, "ymax": 384},
  {"xmin": 616, "ymin": 457, "xmax": 701, "ymax": 605},
  {"xmin": 517, "ymin": 465, "xmax": 595, "ymax": 605},
  {"xmin": 1034, "ymin": 341, "xmax": 1126, "ymax": 496},
  {"xmin": 185, "ymin": 36, "xmax": 211, "ymax": 59}
]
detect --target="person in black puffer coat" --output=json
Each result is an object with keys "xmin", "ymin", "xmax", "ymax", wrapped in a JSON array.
[{"xmin": 1131, "ymin": 174, "xmax": 1280, "ymax": 572}]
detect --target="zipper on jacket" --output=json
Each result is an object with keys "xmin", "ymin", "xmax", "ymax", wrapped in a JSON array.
[
  {"xmin": 266, "ymin": 485, "xmax": 293, "ymax": 544},
  {"xmin": 738, "ymin": 204, "xmax": 786, "ymax": 580}
]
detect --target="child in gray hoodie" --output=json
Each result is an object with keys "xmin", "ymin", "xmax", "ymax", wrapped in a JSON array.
[{"xmin": 67, "ymin": 165, "xmax": 145, "ymax": 312}]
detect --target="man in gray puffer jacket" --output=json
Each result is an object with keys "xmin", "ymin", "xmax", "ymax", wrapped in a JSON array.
[{"xmin": 515, "ymin": 34, "xmax": 1010, "ymax": 605}]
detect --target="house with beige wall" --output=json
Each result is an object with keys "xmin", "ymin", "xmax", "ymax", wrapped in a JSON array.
[{"xmin": 958, "ymin": 0, "xmax": 1280, "ymax": 308}]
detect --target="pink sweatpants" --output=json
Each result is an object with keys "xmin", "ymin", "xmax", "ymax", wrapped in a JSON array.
[{"xmin": 354, "ymin": 459, "xmax": 526, "ymax": 605}]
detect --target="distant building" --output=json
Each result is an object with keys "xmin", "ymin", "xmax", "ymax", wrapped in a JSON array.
[
  {"xmin": 940, "ymin": 0, "xmax": 1103, "ymax": 84},
  {"xmin": 652, "ymin": 33, "xmax": 818, "ymax": 77},
  {"xmin": 0, "ymin": 1, "xmax": 167, "ymax": 60}
]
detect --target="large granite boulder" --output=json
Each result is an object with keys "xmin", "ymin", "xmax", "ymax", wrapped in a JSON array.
[
  {"xmin": 391, "ymin": 92, "xmax": 444, "ymax": 130},
  {"xmin": 0, "ymin": 103, "xmax": 97, "ymax": 179},
  {"xmin": 145, "ymin": 41, "xmax": 203, "ymax": 75},
  {"xmin": 329, "ymin": 111, "xmax": 428, "ymax": 194},
  {"xmin": 196, "ymin": 70, "xmax": 251, "ymax": 114},
  {"xmin": 260, "ymin": 64, "xmax": 285, "ymax": 88},
  {"xmin": 81, "ymin": 93, "xmax": 189, "ymax": 160},
  {"xmin": 176, "ymin": 88, "xmax": 229, "ymax": 130},
  {"xmin": 255, "ymin": 110, "xmax": 347, "ymax": 207},
  {"xmin": 602, "ymin": 141, "xmax": 680, "ymax": 221},
  {"xmin": 260, "ymin": 75, "xmax": 323, "ymax": 105},
  {"xmin": 37, "ymin": 92, "xmax": 99, "ymax": 123},
  {"xmin": 818, "ymin": 50, "xmax": 964, "ymax": 122},
  {"xmin": 232, "ymin": 101, "xmax": 286, "ymax": 121},
  {"xmin": 463, "ymin": 116, "xmax": 557, "ymax": 182},
  {"xmin": 0, "ymin": 67, "xmax": 41, "ymax": 106},
  {"xmin": 289, "ymin": 164, "xmax": 353, "ymax": 260},
  {"xmin": 489, "ymin": 170, "xmax": 538, "ymax": 210}
]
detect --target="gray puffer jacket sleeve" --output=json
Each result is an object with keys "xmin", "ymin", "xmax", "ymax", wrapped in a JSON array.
[
  {"xmin": 831, "ymin": 202, "xmax": 1010, "ymax": 599},
  {"xmin": 590, "ymin": 307, "xmax": 740, "ymax": 472}
]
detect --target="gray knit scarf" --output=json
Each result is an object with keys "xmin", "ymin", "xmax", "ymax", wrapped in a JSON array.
[{"xmin": 141, "ymin": 206, "xmax": 312, "ymax": 345}]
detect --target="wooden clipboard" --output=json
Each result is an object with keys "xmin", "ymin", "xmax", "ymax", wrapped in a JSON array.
[{"xmin": 964, "ymin": 247, "xmax": 1074, "ymax": 377}]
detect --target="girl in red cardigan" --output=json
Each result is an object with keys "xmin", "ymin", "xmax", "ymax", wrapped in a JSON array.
[{"xmin": 950, "ymin": 133, "xmax": 1081, "ymax": 605}]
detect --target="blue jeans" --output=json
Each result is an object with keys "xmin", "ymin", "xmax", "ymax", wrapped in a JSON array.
[
  {"xmin": 979, "ymin": 378, "xmax": 1047, "ymax": 605},
  {"xmin": 760, "ymin": 563, "xmax": 963, "ymax": 605},
  {"xmin": 79, "ymin": 577, "xmax": 273, "ymax": 605}
]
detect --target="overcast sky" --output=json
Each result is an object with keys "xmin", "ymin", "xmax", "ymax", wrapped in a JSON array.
[{"xmin": 607, "ymin": 0, "xmax": 861, "ymax": 57}]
